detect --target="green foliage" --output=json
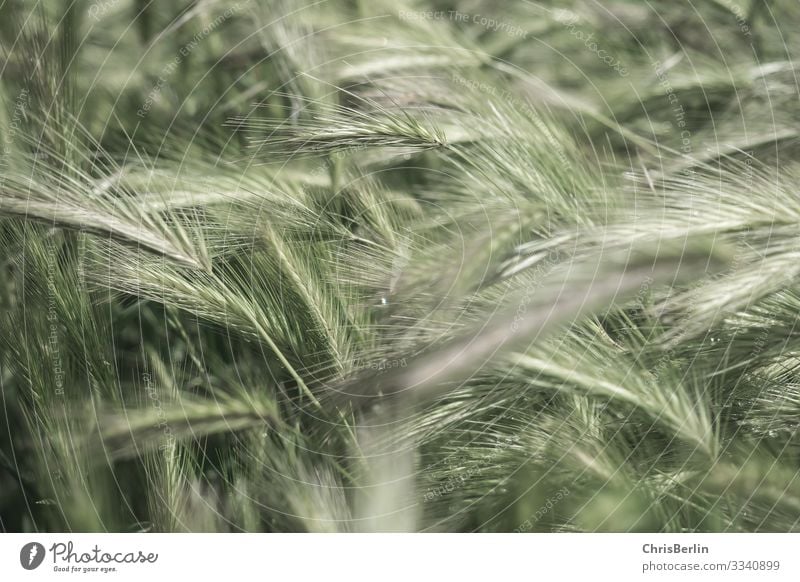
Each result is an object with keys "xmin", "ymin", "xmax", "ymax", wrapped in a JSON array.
[{"xmin": 1, "ymin": 0, "xmax": 799, "ymax": 532}]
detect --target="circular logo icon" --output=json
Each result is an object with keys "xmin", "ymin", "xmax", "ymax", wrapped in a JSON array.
[{"xmin": 20, "ymin": 542, "xmax": 46, "ymax": 570}]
